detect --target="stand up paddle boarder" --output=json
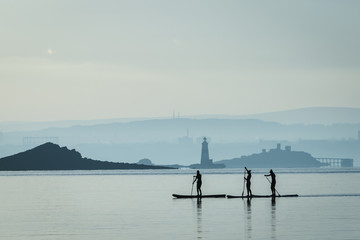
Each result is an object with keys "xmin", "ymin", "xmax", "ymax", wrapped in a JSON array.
[
  {"xmin": 244, "ymin": 167, "xmax": 252, "ymax": 198},
  {"xmin": 193, "ymin": 170, "xmax": 202, "ymax": 196},
  {"xmin": 265, "ymin": 169, "xmax": 276, "ymax": 196}
]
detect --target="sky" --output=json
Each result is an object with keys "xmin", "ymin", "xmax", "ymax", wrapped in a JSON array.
[{"xmin": 1, "ymin": 0, "xmax": 360, "ymax": 122}]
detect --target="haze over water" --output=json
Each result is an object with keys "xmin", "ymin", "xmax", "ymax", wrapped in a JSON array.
[
  {"xmin": 1, "ymin": 168, "xmax": 359, "ymax": 240},
  {"xmin": 1, "ymin": 1, "xmax": 360, "ymax": 122},
  {"xmin": 1, "ymin": 1, "xmax": 360, "ymax": 239}
]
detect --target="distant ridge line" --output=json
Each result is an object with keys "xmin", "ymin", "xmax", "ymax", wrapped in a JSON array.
[
  {"xmin": 184, "ymin": 107, "xmax": 360, "ymax": 125},
  {"xmin": 1, "ymin": 107, "xmax": 360, "ymax": 132}
]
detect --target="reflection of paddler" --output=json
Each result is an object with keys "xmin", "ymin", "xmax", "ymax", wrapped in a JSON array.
[
  {"xmin": 265, "ymin": 169, "xmax": 277, "ymax": 196},
  {"xmin": 244, "ymin": 167, "xmax": 252, "ymax": 197},
  {"xmin": 193, "ymin": 170, "xmax": 202, "ymax": 196}
]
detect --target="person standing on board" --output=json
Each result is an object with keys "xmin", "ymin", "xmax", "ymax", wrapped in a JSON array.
[
  {"xmin": 244, "ymin": 167, "xmax": 252, "ymax": 197},
  {"xmin": 193, "ymin": 170, "xmax": 202, "ymax": 196},
  {"xmin": 265, "ymin": 169, "xmax": 276, "ymax": 196}
]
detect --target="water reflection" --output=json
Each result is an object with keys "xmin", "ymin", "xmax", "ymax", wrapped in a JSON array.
[
  {"xmin": 245, "ymin": 198, "xmax": 252, "ymax": 239},
  {"xmin": 196, "ymin": 198, "xmax": 202, "ymax": 239},
  {"xmin": 271, "ymin": 197, "xmax": 276, "ymax": 240}
]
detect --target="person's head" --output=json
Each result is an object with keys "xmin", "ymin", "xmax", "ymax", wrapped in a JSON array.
[
  {"xmin": 270, "ymin": 169, "xmax": 273, "ymax": 173},
  {"xmin": 197, "ymin": 170, "xmax": 200, "ymax": 175}
]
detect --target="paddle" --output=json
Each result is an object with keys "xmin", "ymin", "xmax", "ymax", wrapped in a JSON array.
[
  {"xmin": 241, "ymin": 168, "xmax": 246, "ymax": 197},
  {"xmin": 191, "ymin": 176, "xmax": 195, "ymax": 196},
  {"xmin": 265, "ymin": 175, "xmax": 281, "ymax": 196}
]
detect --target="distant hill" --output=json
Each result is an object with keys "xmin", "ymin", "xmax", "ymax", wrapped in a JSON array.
[
  {"xmin": 187, "ymin": 107, "xmax": 360, "ymax": 125},
  {"xmin": 1, "ymin": 107, "xmax": 359, "ymax": 132},
  {"xmin": 235, "ymin": 107, "xmax": 360, "ymax": 125},
  {"xmin": 0, "ymin": 107, "xmax": 359, "ymax": 166},
  {"xmin": 137, "ymin": 158, "xmax": 153, "ymax": 165},
  {"xmin": 0, "ymin": 142, "xmax": 172, "ymax": 171},
  {"xmin": 216, "ymin": 144, "xmax": 324, "ymax": 168},
  {"xmin": 2, "ymin": 117, "xmax": 359, "ymax": 148}
]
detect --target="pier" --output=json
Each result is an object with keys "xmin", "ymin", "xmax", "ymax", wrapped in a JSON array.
[{"xmin": 316, "ymin": 158, "xmax": 353, "ymax": 168}]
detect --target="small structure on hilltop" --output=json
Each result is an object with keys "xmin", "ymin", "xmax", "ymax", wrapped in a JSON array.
[
  {"xmin": 216, "ymin": 143, "xmax": 327, "ymax": 168},
  {"xmin": 190, "ymin": 137, "xmax": 225, "ymax": 169}
]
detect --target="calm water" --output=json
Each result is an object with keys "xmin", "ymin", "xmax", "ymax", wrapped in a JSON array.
[{"xmin": 0, "ymin": 168, "xmax": 360, "ymax": 240}]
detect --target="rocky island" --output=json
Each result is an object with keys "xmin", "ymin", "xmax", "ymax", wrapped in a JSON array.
[
  {"xmin": 0, "ymin": 142, "xmax": 173, "ymax": 171},
  {"xmin": 216, "ymin": 144, "xmax": 325, "ymax": 168}
]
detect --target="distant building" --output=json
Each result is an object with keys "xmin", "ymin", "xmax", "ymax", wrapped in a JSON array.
[
  {"xmin": 189, "ymin": 136, "xmax": 225, "ymax": 169},
  {"xmin": 177, "ymin": 129, "xmax": 193, "ymax": 145},
  {"xmin": 274, "ymin": 143, "xmax": 291, "ymax": 152},
  {"xmin": 201, "ymin": 137, "xmax": 212, "ymax": 165},
  {"xmin": 316, "ymin": 158, "xmax": 354, "ymax": 168},
  {"xmin": 341, "ymin": 158, "xmax": 354, "ymax": 167}
]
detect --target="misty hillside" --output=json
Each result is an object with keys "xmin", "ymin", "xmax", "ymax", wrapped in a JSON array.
[
  {"xmin": 1, "ymin": 107, "xmax": 360, "ymax": 132},
  {"xmin": 1, "ymin": 117, "xmax": 360, "ymax": 148},
  {"xmin": 0, "ymin": 107, "xmax": 359, "ymax": 166},
  {"xmin": 2, "ymin": 118, "xmax": 359, "ymax": 145},
  {"xmin": 236, "ymin": 107, "xmax": 360, "ymax": 125}
]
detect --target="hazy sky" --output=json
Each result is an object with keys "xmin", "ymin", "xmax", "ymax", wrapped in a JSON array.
[{"xmin": 1, "ymin": 0, "xmax": 359, "ymax": 122}]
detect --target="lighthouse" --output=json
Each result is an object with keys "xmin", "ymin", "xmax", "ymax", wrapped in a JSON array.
[
  {"xmin": 189, "ymin": 136, "xmax": 225, "ymax": 169},
  {"xmin": 201, "ymin": 137, "xmax": 212, "ymax": 166}
]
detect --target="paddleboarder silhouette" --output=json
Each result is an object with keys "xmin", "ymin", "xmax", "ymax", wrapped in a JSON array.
[
  {"xmin": 244, "ymin": 167, "xmax": 252, "ymax": 198},
  {"xmin": 265, "ymin": 169, "xmax": 276, "ymax": 196},
  {"xmin": 193, "ymin": 170, "xmax": 202, "ymax": 196}
]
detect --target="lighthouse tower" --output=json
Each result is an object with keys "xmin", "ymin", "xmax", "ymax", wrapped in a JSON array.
[{"xmin": 201, "ymin": 137, "xmax": 212, "ymax": 166}]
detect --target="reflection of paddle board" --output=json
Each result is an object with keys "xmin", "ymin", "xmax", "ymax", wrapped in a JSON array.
[
  {"xmin": 227, "ymin": 194, "xmax": 298, "ymax": 198},
  {"xmin": 172, "ymin": 194, "xmax": 226, "ymax": 198}
]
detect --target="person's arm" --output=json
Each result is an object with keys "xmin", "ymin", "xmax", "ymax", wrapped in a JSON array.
[{"xmin": 192, "ymin": 176, "xmax": 197, "ymax": 184}]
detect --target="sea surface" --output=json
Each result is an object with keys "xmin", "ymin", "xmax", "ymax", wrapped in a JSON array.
[{"xmin": 1, "ymin": 168, "xmax": 360, "ymax": 240}]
